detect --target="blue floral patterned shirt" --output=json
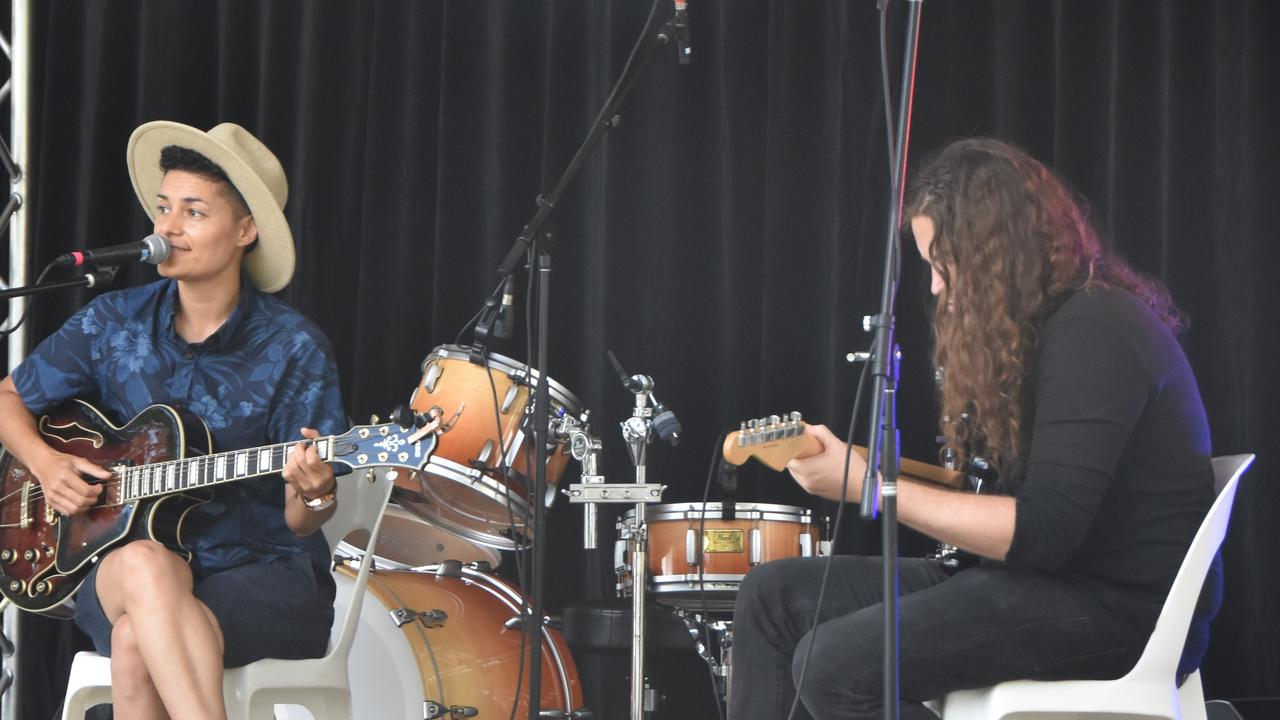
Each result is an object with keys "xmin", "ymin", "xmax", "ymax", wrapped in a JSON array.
[{"xmin": 12, "ymin": 279, "xmax": 346, "ymax": 576}]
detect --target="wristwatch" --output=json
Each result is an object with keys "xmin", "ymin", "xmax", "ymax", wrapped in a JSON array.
[{"xmin": 299, "ymin": 483, "xmax": 337, "ymax": 512}]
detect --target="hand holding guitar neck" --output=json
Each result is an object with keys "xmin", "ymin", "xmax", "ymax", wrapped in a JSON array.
[{"xmin": 722, "ymin": 411, "xmax": 963, "ymax": 489}]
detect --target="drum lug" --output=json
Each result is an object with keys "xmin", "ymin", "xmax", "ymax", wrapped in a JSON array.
[
  {"xmin": 685, "ymin": 528, "xmax": 699, "ymax": 568},
  {"xmin": 750, "ymin": 528, "xmax": 762, "ymax": 565},
  {"xmin": 799, "ymin": 531, "xmax": 814, "ymax": 557},
  {"xmin": 503, "ymin": 611, "xmax": 554, "ymax": 630},
  {"xmin": 422, "ymin": 361, "xmax": 444, "ymax": 393},
  {"xmin": 501, "ymin": 383, "xmax": 519, "ymax": 414}
]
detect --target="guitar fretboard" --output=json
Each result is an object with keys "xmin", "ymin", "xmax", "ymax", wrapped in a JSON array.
[{"xmin": 115, "ymin": 439, "xmax": 332, "ymax": 502}]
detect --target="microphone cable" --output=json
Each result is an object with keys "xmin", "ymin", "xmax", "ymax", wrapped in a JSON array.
[
  {"xmin": 785, "ymin": 347, "xmax": 872, "ymax": 720},
  {"xmin": 697, "ymin": 429, "xmax": 731, "ymax": 720}
]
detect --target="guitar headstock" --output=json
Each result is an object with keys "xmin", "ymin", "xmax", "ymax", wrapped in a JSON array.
[
  {"xmin": 328, "ymin": 422, "xmax": 436, "ymax": 474},
  {"xmin": 722, "ymin": 411, "xmax": 820, "ymax": 471}
]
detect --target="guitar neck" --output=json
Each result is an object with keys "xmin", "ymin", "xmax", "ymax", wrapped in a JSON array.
[
  {"xmin": 116, "ymin": 437, "xmax": 334, "ymax": 502},
  {"xmin": 723, "ymin": 413, "xmax": 962, "ymax": 489}
]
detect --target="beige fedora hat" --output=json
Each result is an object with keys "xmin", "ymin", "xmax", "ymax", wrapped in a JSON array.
[{"xmin": 127, "ymin": 121, "xmax": 295, "ymax": 293}]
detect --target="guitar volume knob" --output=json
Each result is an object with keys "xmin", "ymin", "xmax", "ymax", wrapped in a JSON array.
[
  {"xmin": 0, "ymin": 549, "xmax": 15, "ymax": 564},
  {"xmin": 22, "ymin": 549, "xmax": 37, "ymax": 562}
]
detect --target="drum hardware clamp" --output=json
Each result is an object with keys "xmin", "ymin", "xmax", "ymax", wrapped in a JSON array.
[
  {"xmin": 565, "ymin": 483, "xmax": 664, "ymax": 503},
  {"xmin": 390, "ymin": 606, "xmax": 448, "ymax": 629},
  {"xmin": 424, "ymin": 700, "xmax": 479, "ymax": 719}
]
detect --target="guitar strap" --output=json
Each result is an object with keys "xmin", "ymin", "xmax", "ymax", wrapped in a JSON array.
[{"xmin": 717, "ymin": 461, "xmax": 738, "ymax": 504}]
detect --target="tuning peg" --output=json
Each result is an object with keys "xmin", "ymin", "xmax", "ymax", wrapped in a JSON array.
[
  {"xmin": 368, "ymin": 414, "xmax": 381, "ymax": 424},
  {"xmin": 390, "ymin": 405, "xmax": 416, "ymax": 429}
]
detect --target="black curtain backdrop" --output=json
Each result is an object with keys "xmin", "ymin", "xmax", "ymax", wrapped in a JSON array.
[{"xmin": 2, "ymin": 1, "xmax": 1276, "ymax": 718}]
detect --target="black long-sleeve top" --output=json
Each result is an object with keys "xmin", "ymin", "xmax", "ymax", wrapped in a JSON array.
[{"xmin": 1002, "ymin": 286, "xmax": 1215, "ymax": 654}]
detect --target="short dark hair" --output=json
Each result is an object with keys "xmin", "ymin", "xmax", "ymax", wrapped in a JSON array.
[{"xmin": 158, "ymin": 145, "xmax": 251, "ymax": 217}]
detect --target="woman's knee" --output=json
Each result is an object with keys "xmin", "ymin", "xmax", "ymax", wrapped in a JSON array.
[{"xmin": 100, "ymin": 541, "xmax": 191, "ymax": 608}]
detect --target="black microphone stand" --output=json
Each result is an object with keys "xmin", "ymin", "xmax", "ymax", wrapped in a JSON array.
[
  {"xmin": 477, "ymin": 8, "xmax": 688, "ymax": 718},
  {"xmin": 857, "ymin": 2, "xmax": 924, "ymax": 719},
  {"xmin": 0, "ymin": 266, "xmax": 118, "ymax": 303}
]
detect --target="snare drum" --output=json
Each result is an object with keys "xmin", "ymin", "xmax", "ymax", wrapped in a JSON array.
[
  {"xmin": 278, "ymin": 563, "xmax": 587, "ymax": 719},
  {"xmin": 622, "ymin": 502, "xmax": 821, "ymax": 612},
  {"xmin": 406, "ymin": 345, "xmax": 584, "ymax": 549}
]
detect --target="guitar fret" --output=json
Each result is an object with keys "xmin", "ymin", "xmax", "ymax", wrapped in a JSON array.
[
  {"xmin": 143, "ymin": 466, "xmax": 153, "ymax": 496},
  {"xmin": 166, "ymin": 463, "xmax": 176, "ymax": 491},
  {"xmin": 215, "ymin": 456, "xmax": 226, "ymax": 481},
  {"xmin": 188, "ymin": 459, "xmax": 199, "ymax": 488},
  {"xmin": 235, "ymin": 451, "xmax": 248, "ymax": 478}
]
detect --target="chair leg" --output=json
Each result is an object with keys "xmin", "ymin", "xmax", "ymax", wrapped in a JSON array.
[
  {"xmin": 1205, "ymin": 700, "xmax": 1245, "ymax": 720},
  {"xmin": 1179, "ymin": 670, "xmax": 1209, "ymax": 720}
]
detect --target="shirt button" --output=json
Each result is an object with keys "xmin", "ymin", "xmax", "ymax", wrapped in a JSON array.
[{"xmin": 184, "ymin": 350, "xmax": 194, "ymax": 359}]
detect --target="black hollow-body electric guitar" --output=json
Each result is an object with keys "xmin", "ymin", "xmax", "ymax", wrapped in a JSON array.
[{"xmin": 0, "ymin": 399, "xmax": 436, "ymax": 615}]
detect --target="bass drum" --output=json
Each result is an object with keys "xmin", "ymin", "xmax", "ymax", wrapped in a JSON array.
[{"xmin": 277, "ymin": 563, "xmax": 586, "ymax": 719}]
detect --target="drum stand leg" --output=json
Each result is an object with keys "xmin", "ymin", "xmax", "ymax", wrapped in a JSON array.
[
  {"xmin": 566, "ymin": 365, "xmax": 671, "ymax": 720},
  {"xmin": 678, "ymin": 613, "xmax": 733, "ymax": 713},
  {"xmin": 630, "ymin": 505, "xmax": 649, "ymax": 720}
]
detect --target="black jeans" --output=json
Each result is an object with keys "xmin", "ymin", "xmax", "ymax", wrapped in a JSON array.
[{"xmin": 728, "ymin": 556, "xmax": 1141, "ymax": 720}]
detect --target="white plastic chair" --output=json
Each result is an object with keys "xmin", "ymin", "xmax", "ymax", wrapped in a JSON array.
[
  {"xmin": 61, "ymin": 465, "xmax": 399, "ymax": 720},
  {"xmin": 934, "ymin": 453, "xmax": 1255, "ymax": 720}
]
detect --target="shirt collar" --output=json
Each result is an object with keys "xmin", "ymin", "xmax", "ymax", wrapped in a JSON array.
[{"xmin": 160, "ymin": 278, "xmax": 257, "ymax": 351}]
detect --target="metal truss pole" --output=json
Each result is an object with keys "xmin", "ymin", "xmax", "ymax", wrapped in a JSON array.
[{"xmin": 2, "ymin": 1, "xmax": 31, "ymax": 718}]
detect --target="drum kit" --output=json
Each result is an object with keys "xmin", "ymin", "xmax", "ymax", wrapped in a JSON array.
[{"xmin": 290, "ymin": 344, "xmax": 828, "ymax": 720}]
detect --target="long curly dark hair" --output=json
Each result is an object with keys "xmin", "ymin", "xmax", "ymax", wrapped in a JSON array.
[{"xmin": 904, "ymin": 138, "xmax": 1183, "ymax": 474}]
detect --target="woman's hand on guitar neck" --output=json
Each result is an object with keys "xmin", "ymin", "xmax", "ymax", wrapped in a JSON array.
[
  {"xmin": 282, "ymin": 427, "xmax": 338, "ymax": 537},
  {"xmin": 32, "ymin": 448, "xmax": 111, "ymax": 516},
  {"xmin": 786, "ymin": 423, "xmax": 870, "ymax": 503}
]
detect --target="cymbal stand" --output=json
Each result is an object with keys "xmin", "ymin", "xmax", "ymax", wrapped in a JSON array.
[{"xmin": 566, "ymin": 386, "xmax": 667, "ymax": 720}]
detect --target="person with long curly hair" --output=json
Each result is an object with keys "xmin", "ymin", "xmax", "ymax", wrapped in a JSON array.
[{"xmin": 729, "ymin": 137, "xmax": 1216, "ymax": 720}]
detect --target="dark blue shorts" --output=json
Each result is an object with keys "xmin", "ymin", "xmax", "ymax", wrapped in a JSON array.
[{"xmin": 73, "ymin": 548, "xmax": 335, "ymax": 669}]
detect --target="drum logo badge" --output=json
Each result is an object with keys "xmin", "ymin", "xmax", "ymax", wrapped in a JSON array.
[{"xmin": 704, "ymin": 529, "xmax": 744, "ymax": 553}]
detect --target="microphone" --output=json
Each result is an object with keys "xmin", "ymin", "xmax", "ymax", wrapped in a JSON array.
[
  {"xmin": 607, "ymin": 350, "xmax": 652, "ymax": 394},
  {"xmin": 54, "ymin": 234, "xmax": 170, "ymax": 268},
  {"xmin": 651, "ymin": 398, "xmax": 682, "ymax": 446},
  {"xmin": 494, "ymin": 275, "xmax": 516, "ymax": 339}
]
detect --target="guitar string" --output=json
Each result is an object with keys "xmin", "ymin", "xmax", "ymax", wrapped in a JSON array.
[{"xmin": 6, "ymin": 437, "xmax": 329, "ymax": 510}]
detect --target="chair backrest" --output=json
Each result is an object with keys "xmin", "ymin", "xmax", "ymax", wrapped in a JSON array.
[
  {"xmin": 1128, "ymin": 453, "xmax": 1254, "ymax": 679},
  {"xmin": 319, "ymin": 466, "xmax": 397, "ymax": 659}
]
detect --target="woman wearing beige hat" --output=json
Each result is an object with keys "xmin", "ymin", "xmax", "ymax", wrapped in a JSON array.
[{"xmin": 0, "ymin": 121, "xmax": 346, "ymax": 719}]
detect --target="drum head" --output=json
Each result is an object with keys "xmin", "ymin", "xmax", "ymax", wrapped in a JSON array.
[
  {"xmin": 338, "ymin": 503, "xmax": 501, "ymax": 569},
  {"xmin": 393, "ymin": 467, "xmax": 533, "ymax": 551}
]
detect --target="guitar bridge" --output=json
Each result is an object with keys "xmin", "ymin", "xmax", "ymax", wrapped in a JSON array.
[{"xmin": 19, "ymin": 481, "xmax": 31, "ymax": 529}]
